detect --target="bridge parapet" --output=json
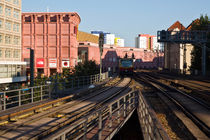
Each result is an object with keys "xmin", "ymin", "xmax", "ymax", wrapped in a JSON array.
[
  {"xmin": 44, "ymin": 90, "xmax": 138, "ymax": 140},
  {"xmin": 137, "ymin": 91, "xmax": 170, "ymax": 140}
]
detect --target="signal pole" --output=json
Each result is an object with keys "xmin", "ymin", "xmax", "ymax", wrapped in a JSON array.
[{"xmin": 99, "ymin": 33, "xmax": 104, "ymax": 80}]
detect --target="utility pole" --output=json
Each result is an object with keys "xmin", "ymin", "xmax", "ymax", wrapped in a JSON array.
[
  {"xmin": 99, "ymin": 33, "xmax": 104, "ymax": 80},
  {"xmin": 202, "ymin": 44, "xmax": 206, "ymax": 76},
  {"xmin": 30, "ymin": 49, "xmax": 34, "ymax": 87},
  {"xmin": 27, "ymin": 48, "xmax": 34, "ymax": 87}
]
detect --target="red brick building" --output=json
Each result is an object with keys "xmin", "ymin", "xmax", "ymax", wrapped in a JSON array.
[{"xmin": 22, "ymin": 12, "xmax": 81, "ymax": 76}]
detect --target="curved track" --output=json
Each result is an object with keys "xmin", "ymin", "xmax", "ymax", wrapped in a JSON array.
[
  {"xmin": 135, "ymin": 72, "xmax": 210, "ymax": 138},
  {"xmin": 0, "ymin": 77, "xmax": 132, "ymax": 140}
]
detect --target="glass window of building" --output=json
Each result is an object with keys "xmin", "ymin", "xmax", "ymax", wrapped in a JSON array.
[
  {"xmin": 0, "ymin": 65, "xmax": 8, "ymax": 78},
  {"xmin": 5, "ymin": 21, "xmax": 12, "ymax": 30},
  {"xmin": 13, "ymin": 36, "xmax": 19, "ymax": 45},
  {"xmin": 13, "ymin": 23, "xmax": 20, "ymax": 32},
  {"xmin": 0, "ymin": 5, "xmax": 3, "ymax": 14},
  {"xmin": 13, "ymin": 0, "xmax": 19, "ymax": 5},
  {"xmin": 0, "ymin": 48, "xmax": 2, "ymax": 58},
  {"xmin": 5, "ymin": 35, "xmax": 11, "ymax": 44},
  {"xmin": 5, "ymin": 49, "xmax": 11, "ymax": 58},
  {"xmin": 13, "ymin": 49, "xmax": 19, "ymax": 58},
  {"xmin": 5, "ymin": 0, "xmax": 12, "ymax": 2},
  {"xmin": 5, "ymin": 7, "xmax": 11, "ymax": 17},
  {"xmin": 13, "ymin": 9, "xmax": 19, "ymax": 19},
  {"xmin": 0, "ymin": 34, "xmax": 2, "ymax": 43},
  {"xmin": 0, "ymin": 19, "xmax": 3, "ymax": 29}
]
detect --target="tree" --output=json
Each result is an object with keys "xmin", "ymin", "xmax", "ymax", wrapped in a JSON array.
[
  {"xmin": 191, "ymin": 14, "xmax": 210, "ymax": 71},
  {"xmin": 73, "ymin": 60, "xmax": 99, "ymax": 76}
]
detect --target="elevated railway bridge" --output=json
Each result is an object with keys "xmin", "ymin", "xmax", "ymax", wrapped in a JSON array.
[{"xmin": 0, "ymin": 71, "xmax": 209, "ymax": 140}]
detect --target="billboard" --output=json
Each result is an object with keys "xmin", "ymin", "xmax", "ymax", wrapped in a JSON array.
[
  {"xmin": 49, "ymin": 59, "xmax": 57, "ymax": 68},
  {"xmin": 62, "ymin": 60, "xmax": 70, "ymax": 68},
  {"xmin": 36, "ymin": 58, "xmax": 44, "ymax": 68}
]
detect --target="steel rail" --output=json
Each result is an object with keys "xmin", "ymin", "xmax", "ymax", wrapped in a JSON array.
[
  {"xmin": 135, "ymin": 73, "xmax": 210, "ymax": 137},
  {"xmin": 0, "ymin": 77, "xmax": 122, "ymax": 135},
  {"xmin": 30, "ymin": 78, "xmax": 132, "ymax": 139}
]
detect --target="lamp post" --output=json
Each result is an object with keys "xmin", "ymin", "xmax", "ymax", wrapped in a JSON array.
[
  {"xmin": 99, "ymin": 33, "xmax": 104, "ymax": 80},
  {"xmin": 27, "ymin": 48, "xmax": 34, "ymax": 87}
]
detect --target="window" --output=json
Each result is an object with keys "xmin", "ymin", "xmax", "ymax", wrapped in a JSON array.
[
  {"xmin": 63, "ymin": 15, "xmax": 69, "ymax": 22},
  {"xmin": 74, "ymin": 26, "xmax": 77, "ymax": 34},
  {"xmin": 13, "ymin": 23, "xmax": 20, "ymax": 32},
  {"xmin": 0, "ymin": 34, "xmax": 2, "ymax": 43},
  {"xmin": 25, "ymin": 16, "xmax": 31, "ymax": 22},
  {"xmin": 0, "ymin": 48, "xmax": 2, "ymax": 58},
  {"xmin": 5, "ymin": 49, "xmax": 11, "ymax": 58},
  {"xmin": 5, "ymin": 21, "xmax": 12, "ymax": 30},
  {"xmin": 5, "ymin": 0, "xmax": 11, "ymax": 2},
  {"xmin": 5, "ymin": 7, "xmax": 11, "ymax": 17},
  {"xmin": 113, "ymin": 57, "xmax": 116, "ymax": 62},
  {"xmin": 13, "ymin": 36, "xmax": 19, "ymax": 44},
  {"xmin": 13, "ymin": 10, "xmax": 20, "ymax": 19},
  {"xmin": 0, "ymin": 19, "xmax": 3, "ymax": 29},
  {"xmin": 13, "ymin": 49, "xmax": 19, "ymax": 58},
  {"xmin": 13, "ymin": 0, "xmax": 19, "ymax": 5},
  {"xmin": 50, "ymin": 16, "xmax": 57, "ymax": 22},
  {"xmin": 37, "ymin": 16, "xmax": 44, "ymax": 22},
  {"xmin": 0, "ymin": 5, "xmax": 3, "ymax": 14},
  {"xmin": 5, "ymin": 35, "xmax": 11, "ymax": 44}
]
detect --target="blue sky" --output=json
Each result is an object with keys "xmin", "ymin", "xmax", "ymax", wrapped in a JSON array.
[{"xmin": 22, "ymin": 0, "xmax": 210, "ymax": 47}]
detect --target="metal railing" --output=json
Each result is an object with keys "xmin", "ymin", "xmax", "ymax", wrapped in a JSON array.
[
  {"xmin": 137, "ymin": 91, "xmax": 170, "ymax": 140},
  {"xmin": 0, "ymin": 85, "xmax": 50, "ymax": 111},
  {"xmin": 0, "ymin": 72, "xmax": 109, "ymax": 111},
  {"xmin": 44, "ymin": 90, "xmax": 138, "ymax": 140},
  {"xmin": 52, "ymin": 72, "xmax": 109, "ymax": 95}
]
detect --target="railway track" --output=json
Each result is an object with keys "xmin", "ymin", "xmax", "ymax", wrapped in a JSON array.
[
  {"xmin": 135, "ymin": 72, "xmax": 210, "ymax": 138},
  {"xmin": 146, "ymin": 72, "xmax": 210, "ymax": 107},
  {"xmin": 0, "ymin": 77, "xmax": 132, "ymax": 140}
]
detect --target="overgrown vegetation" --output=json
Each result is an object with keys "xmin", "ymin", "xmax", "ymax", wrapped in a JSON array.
[{"xmin": 191, "ymin": 14, "xmax": 210, "ymax": 71}]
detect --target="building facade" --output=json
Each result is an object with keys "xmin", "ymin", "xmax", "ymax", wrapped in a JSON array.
[
  {"xmin": 22, "ymin": 12, "xmax": 81, "ymax": 77},
  {"xmin": 164, "ymin": 21, "xmax": 194, "ymax": 74},
  {"xmin": 78, "ymin": 31, "xmax": 164, "ymax": 72},
  {"xmin": 0, "ymin": 0, "xmax": 26, "ymax": 84},
  {"xmin": 135, "ymin": 34, "xmax": 163, "ymax": 51}
]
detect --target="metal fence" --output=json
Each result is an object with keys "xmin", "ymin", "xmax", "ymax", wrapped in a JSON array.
[
  {"xmin": 52, "ymin": 72, "xmax": 109, "ymax": 95},
  {"xmin": 137, "ymin": 91, "xmax": 170, "ymax": 140},
  {"xmin": 44, "ymin": 91, "xmax": 138, "ymax": 140},
  {"xmin": 0, "ymin": 85, "xmax": 50, "ymax": 111},
  {"xmin": 0, "ymin": 72, "xmax": 109, "ymax": 111}
]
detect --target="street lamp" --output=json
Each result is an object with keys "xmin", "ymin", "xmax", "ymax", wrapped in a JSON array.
[{"xmin": 27, "ymin": 48, "xmax": 34, "ymax": 87}]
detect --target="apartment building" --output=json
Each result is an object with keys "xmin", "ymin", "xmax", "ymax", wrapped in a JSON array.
[{"xmin": 0, "ymin": 0, "xmax": 26, "ymax": 84}]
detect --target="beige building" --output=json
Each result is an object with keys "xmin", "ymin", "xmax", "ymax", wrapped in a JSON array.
[
  {"xmin": 164, "ymin": 21, "xmax": 194, "ymax": 74},
  {"xmin": 0, "ymin": 0, "xmax": 26, "ymax": 84}
]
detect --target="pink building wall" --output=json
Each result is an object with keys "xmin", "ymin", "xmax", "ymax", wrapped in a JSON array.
[
  {"xmin": 79, "ymin": 43, "xmax": 164, "ymax": 72},
  {"xmin": 22, "ymin": 12, "xmax": 81, "ymax": 76}
]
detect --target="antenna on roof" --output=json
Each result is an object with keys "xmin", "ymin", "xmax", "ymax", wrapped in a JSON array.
[{"xmin": 47, "ymin": 6, "xmax": 49, "ymax": 12}]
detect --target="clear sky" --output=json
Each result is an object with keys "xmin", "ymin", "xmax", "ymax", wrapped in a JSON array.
[{"xmin": 22, "ymin": 0, "xmax": 210, "ymax": 47}]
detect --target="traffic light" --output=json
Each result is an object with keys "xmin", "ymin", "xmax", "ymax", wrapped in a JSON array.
[{"xmin": 99, "ymin": 33, "xmax": 104, "ymax": 55}]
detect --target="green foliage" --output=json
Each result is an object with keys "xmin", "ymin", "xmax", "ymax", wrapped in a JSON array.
[
  {"xmin": 191, "ymin": 14, "xmax": 210, "ymax": 71},
  {"xmin": 73, "ymin": 60, "xmax": 99, "ymax": 76}
]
